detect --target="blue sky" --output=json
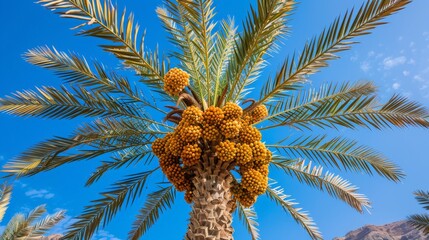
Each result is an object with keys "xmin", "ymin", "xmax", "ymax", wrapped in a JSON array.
[{"xmin": 0, "ymin": 0, "xmax": 429, "ymax": 239}]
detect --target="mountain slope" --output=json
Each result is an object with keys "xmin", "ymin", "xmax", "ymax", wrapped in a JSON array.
[{"xmin": 334, "ymin": 220, "xmax": 428, "ymax": 240}]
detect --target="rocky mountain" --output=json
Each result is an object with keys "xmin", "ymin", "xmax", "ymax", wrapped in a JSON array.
[{"xmin": 334, "ymin": 220, "xmax": 428, "ymax": 240}]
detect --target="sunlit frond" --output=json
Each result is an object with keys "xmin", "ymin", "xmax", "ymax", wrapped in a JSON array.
[
  {"xmin": 260, "ymin": 94, "xmax": 429, "ymax": 130},
  {"xmin": 259, "ymin": 0, "xmax": 411, "ymax": 103},
  {"xmin": 220, "ymin": 0, "xmax": 294, "ymax": 104},
  {"xmin": 85, "ymin": 149, "xmax": 154, "ymax": 186},
  {"xmin": 0, "ymin": 185, "xmax": 12, "ymax": 222},
  {"xmin": 265, "ymin": 182, "xmax": 321, "ymax": 240},
  {"xmin": 64, "ymin": 169, "xmax": 157, "ymax": 240},
  {"xmin": 212, "ymin": 19, "xmax": 237, "ymax": 104},
  {"xmin": 3, "ymin": 118, "xmax": 160, "ymax": 177},
  {"xmin": 259, "ymin": 81, "xmax": 377, "ymax": 125},
  {"xmin": 273, "ymin": 160, "xmax": 370, "ymax": 212},
  {"xmin": 37, "ymin": 0, "xmax": 168, "ymax": 94},
  {"xmin": 157, "ymin": 1, "xmax": 206, "ymax": 100},
  {"xmin": 268, "ymin": 135, "xmax": 403, "ymax": 181},
  {"xmin": 0, "ymin": 214, "xmax": 26, "ymax": 240},
  {"xmin": 0, "ymin": 86, "xmax": 143, "ymax": 120},
  {"xmin": 236, "ymin": 203, "xmax": 260, "ymax": 240},
  {"xmin": 177, "ymin": 0, "xmax": 217, "ymax": 105},
  {"xmin": 26, "ymin": 209, "xmax": 66, "ymax": 238},
  {"xmin": 129, "ymin": 185, "xmax": 176, "ymax": 240},
  {"xmin": 25, "ymin": 46, "xmax": 165, "ymax": 113}
]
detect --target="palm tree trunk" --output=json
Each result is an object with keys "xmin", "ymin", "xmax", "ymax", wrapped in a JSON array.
[{"xmin": 185, "ymin": 159, "xmax": 235, "ymax": 240}]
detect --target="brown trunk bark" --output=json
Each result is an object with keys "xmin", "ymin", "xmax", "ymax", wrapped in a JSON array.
[{"xmin": 185, "ymin": 159, "xmax": 235, "ymax": 240}]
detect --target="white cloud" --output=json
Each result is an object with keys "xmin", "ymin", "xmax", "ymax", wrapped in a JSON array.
[
  {"xmin": 414, "ymin": 75, "xmax": 424, "ymax": 82},
  {"xmin": 25, "ymin": 189, "xmax": 55, "ymax": 199},
  {"xmin": 360, "ymin": 61, "xmax": 371, "ymax": 72},
  {"xmin": 392, "ymin": 83, "xmax": 401, "ymax": 90},
  {"xmin": 402, "ymin": 70, "xmax": 410, "ymax": 76},
  {"xmin": 92, "ymin": 230, "xmax": 121, "ymax": 240},
  {"xmin": 382, "ymin": 56, "xmax": 407, "ymax": 69}
]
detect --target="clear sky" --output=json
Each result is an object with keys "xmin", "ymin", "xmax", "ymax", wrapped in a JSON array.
[{"xmin": 0, "ymin": 0, "xmax": 429, "ymax": 240}]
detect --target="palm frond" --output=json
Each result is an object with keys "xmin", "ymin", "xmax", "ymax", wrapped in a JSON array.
[
  {"xmin": 0, "ymin": 185, "xmax": 12, "ymax": 223},
  {"xmin": 415, "ymin": 190, "xmax": 429, "ymax": 211},
  {"xmin": 26, "ymin": 209, "xmax": 66, "ymax": 238},
  {"xmin": 408, "ymin": 214, "xmax": 429, "ymax": 235},
  {"xmin": 37, "ymin": 0, "xmax": 168, "ymax": 93},
  {"xmin": 85, "ymin": 149, "xmax": 154, "ymax": 186},
  {"xmin": 222, "ymin": 0, "xmax": 295, "ymax": 104},
  {"xmin": 236, "ymin": 203, "xmax": 260, "ymax": 240},
  {"xmin": 25, "ymin": 46, "xmax": 163, "ymax": 111},
  {"xmin": 178, "ymin": 0, "xmax": 217, "ymax": 105},
  {"xmin": 25, "ymin": 205, "xmax": 47, "ymax": 225},
  {"xmin": 128, "ymin": 185, "xmax": 176, "ymax": 240},
  {"xmin": 3, "ymin": 118, "xmax": 158, "ymax": 177},
  {"xmin": 212, "ymin": 19, "xmax": 237, "ymax": 103},
  {"xmin": 0, "ymin": 86, "xmax": 144, "ymax": 120},
  {"xmin": 259, "ymin": 81, "xmax": 377, "ymax": 125},
  {"xmin": 0, "ymin": 214, "xmax": 25, "ymax": 240},
  {"xmin": 63, "ymin": 169, "xmax": 157, "ymax": 240},
  {"xmin": 273, "ymin": 160, "xmax": 370, "ymax": 212},
  {"xmin": 268, "ymin": 135, "xmax": 403, "ymax": 181},
  {"xmin": 260, "ymin": 94, "xmax": 429, "ymax": 130},
  {"xmin": 265, "ymin": 182, "xmax": 321, "ymax": 240},
  {"xmin": 259, "ymin": 0, "xmax": 411, "ymax": 103},
  {"xmin": 157, "ymin": 1, "xmax": 205, "ymax": 100}
]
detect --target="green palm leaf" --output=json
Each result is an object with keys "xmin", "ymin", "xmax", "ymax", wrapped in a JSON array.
[
  {"xmin": 0, "ymin": 86, "xmax": 143, "ymax": 120},
  {"xmin": 0, "ymin": 185, "xmax": 12, "ymax": 223},
  {"xmin": 265, "ymin": 183, "xmax": 321, "ymax": 240},
  {"xmin": 1, "ymin": 214, "xmax": 26, "ymax": 240},
  {"xmin": 26, "ymin": 209, "xmax": 66, "ymax": 238},
  {"xmin": 25, "ymin": 46, "xmax": 164, "ymax": 113},
  {"xmin": 3, "ymin": 118, "xmax": 158, "ymax": 177},
  {"xmin": 259, "ymin": 0, "xmax": 411, "ymax": 104},
  {"xmin": 415, "ymin": 190, "xmax": 429, "ymax": 211},
  {"xmin": 268, "ymin": 135, "xmax": 403, "ymax": 181},
  {"xmin": 222, "ymin": 0, "xmax": 295, "ymax": 104},
  {"xmin": 273, "ymin": 160, "xmax": 370, "ymax": 212},
  {"xmin": 212, "ymin": 19, "xmax": 237, "ymax": 103},
  {"xmin": 261, "ymin": 94, "xmax": 429, "ymax": 130},
  {"xmin": 236, "ymin": 203, "xmax": 260, "ymax": 240},
  {"xmin": 408, "ymin": 214, "xmax": 429, "ymax": 235},
  {"xmin": 157, "ymin": 1, "xmax": 206, "ymax": 100},
  {"xmin": 85, "ymin": 149, "xmax": 154, "ymax": 186},
  {"xmin": 129, "ymin": 185, "xmax": 176, "ymax": 240},
  {"xmin": 178, "ymin": 0, "xmax": 216, "ymax": 105},
  {"xmin": 64, "ymin": 169, "xmax": 157, "ymax": 240},
  {"xmin": 259, "ymin": 81, "xmax": 377, "ymax": 125},
  {"xmin": 37, "ymin": 0, "xmax": 168, "ymax": 93}
]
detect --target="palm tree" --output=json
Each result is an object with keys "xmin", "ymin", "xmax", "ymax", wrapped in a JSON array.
[
  {"xmin": 0, "ymin": 0, "xmax": 427, "ymax": 239},
  {"xmin": 408, "ymin": 190, "xmax": 429, "ymax": 235},
  {"xmin": 0, "ymin": 185, "xmax": 65, "ymax": 239}
]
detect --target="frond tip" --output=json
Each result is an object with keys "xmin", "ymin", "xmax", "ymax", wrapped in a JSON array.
[
  {"xmin": 273, "ymin": 160, "xmax": 370, "ymax": 212},
  {"xmin": 236, "ymin": 204, "xmax": 260, "ymax": 240},
  {"xmin": 0, "ymin": 185, "xmax": 12, "ymax": 222},
  {"xmin": 266, "ymin": 182, "xmax": 322, "ymax": 240},
  {"xmin": 268, "ymin": 135, "xmax": 404, "ymax": 182},
  {"xmin": 129, "ymin": 186, "xmax": 176, "ymax": 240}
]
